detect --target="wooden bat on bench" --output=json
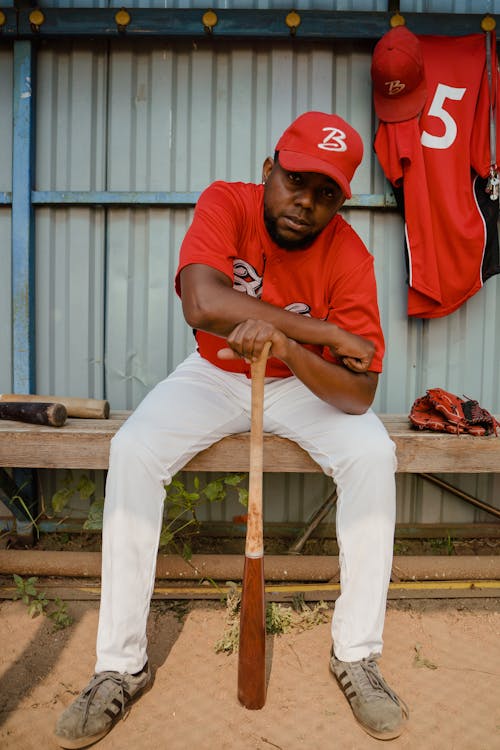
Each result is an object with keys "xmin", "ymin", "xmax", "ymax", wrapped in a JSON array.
[
  {"xmin": 237, "ymin": 341, "xmax": 271, "ymax": 710},
  {"xmin": 0, "ymin": 394, "xmax": 110, "ymax": 419},
  {"xmin": 0, "ymin": 402, "xmax": 67, "ymax": 427}
]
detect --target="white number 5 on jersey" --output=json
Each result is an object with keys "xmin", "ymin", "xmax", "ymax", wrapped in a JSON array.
[{"xmin": 421, "ymin": 83, "xmax": 466, "ymax": 150}]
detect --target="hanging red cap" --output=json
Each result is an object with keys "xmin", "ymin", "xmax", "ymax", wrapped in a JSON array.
[{"xmin": 371, "ymin": 26, "xmax": 427, "ymax": 123}]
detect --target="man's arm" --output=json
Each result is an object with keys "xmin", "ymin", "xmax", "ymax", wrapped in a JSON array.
[
  {"xmin": 179, "ymin": 264, "xmax": 378, "ymax": 414},
  {"xmin": 179, "ymin": 264, "xmax": 375, "ymax": 374},
  {"xmin": 221, "ymin": 318, "xmax": 377, "ymax": 414}
]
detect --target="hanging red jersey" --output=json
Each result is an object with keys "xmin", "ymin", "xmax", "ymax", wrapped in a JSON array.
[{"xmin": 374, "ymin": 33, "xmax": 500, "ymax": 318}]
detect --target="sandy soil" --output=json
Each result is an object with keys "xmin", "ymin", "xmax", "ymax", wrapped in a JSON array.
[{"xmin": 1, "ymin": 597, "xmax": 500, "ymax": 750}]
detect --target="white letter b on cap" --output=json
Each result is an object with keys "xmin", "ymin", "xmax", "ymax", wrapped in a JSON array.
[{"xmin": 318, "ymin": 127, "xmax": 347, "ymax": 152}]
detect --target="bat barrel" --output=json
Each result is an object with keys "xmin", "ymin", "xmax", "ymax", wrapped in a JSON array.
[
  {"xmin": 0, "ymin": 402, "xmax": 67, "ymax": 427},
  {"xmin": 0, "ymin": 394, "xmax": 109, "ymax": 419},
  {"xmin": 237, "ymin": 555, "xmax": 266, "ymax": 709}
]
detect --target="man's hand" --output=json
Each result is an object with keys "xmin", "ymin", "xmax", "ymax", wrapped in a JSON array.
[
  {"xmin": 328, "ymin": 329, "xmax": 375, "ymax": 373},
  {"xmin": 217, "ymin": 320, "xmax": 289, "ymax": 363},
  {"xmin": 218, "ymin": 319, "xmax": 375, "ymax": 375}
]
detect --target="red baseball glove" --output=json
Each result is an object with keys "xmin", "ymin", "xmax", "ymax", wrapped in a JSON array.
[{"xmin": 409, "ymin": 388, "xmax": 499, "ymax": 436}]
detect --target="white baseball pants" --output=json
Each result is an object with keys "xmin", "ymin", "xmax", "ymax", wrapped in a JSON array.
[{"xmin": 95, "ymin": 351, "xmax": 397, "ymax": 673}]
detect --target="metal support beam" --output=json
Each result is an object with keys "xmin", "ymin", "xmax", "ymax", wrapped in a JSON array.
[
  {"xmin": 30, "ymin": 190, "xmax": 397, "ymax": 209},
  {"xmin": 11, "ymin": 40, "xmax": 37, "ymax": 539},
  {"xmin": 12, "ymin": 40, "xmax": 36, "ymax": 395},
  {"xmin": 0, "ymin": 9, "xmax": 495, "ymax": 41}
]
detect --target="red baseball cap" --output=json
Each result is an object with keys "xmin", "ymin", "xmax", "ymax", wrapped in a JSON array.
[
  {"xmin": 274, "ymin": 111, "xmax": 364, "ymax": 199},
  {"xmin": 371, "ymin": 26, "xmax": 427, "ymax": 122}
]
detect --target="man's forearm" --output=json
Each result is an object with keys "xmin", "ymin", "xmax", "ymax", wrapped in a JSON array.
[
  {"xmin": 181, "ymin": 264, "xmax": 375, "ymax": 373},
  {"xmin": 182, "ymin": 268, "xmax": 333, "ymax": 342},
  {"xmin": 281, "ymin": 339, "xmax": 377, "ymax": 414}
]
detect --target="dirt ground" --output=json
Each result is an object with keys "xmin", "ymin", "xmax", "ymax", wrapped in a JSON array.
[{"xmin": 1, "ymin": 596, "xmax": 499, "ymax": 750}]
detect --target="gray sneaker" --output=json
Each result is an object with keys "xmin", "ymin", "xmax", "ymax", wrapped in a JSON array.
[
  {"xmin": 330, "ymin": 650, "xmax": 409, "ymax": 740},
  {"xmin": 54, "ymin": 662, "xmax": 151, "ymax": 749}
]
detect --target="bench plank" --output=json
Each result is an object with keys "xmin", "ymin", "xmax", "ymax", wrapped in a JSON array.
[{"xmin": 0, "ymin": 412, "xmax": 498, "ymax": 473}]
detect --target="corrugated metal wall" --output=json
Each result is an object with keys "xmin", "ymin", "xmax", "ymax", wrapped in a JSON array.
[{"xmin": 1, "ymin": 5, "xmax": 500, "ymax": 530}]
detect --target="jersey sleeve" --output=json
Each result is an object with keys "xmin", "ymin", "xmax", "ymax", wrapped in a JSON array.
[
  {"xmin": 323, "ymin": 233, "xmax": 385, "ymax": 373},
  {"xmin": 373, "ymin": 123, "xmax": 405, "ymax": 187},
  {"xmin": 175, "ymin": 182, "xmax": 245, "ymax": 297},
  {"xmin": 470, "ymin": 31, "xmax": 497, "ymax": 178}
]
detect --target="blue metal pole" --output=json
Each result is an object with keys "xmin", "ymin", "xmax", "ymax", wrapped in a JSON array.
[
  {"xmin": 11, "ymin": 40, "xmax": 37, "ymax": 537},
  {"xmin": 12, "ymin": 40, "xmax": 36, "ymax": 395}
]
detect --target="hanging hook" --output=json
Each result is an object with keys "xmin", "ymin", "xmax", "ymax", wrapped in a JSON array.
[
  {"xmin": 481, "ymin": 15, "xmax": 496, "ymax": 32},
  {"xmin": 202, "ymin": 10, "xmax": 218, "ymax": 35},
  {"xmin": 115, "ymin": 8, "xmax": 132, "ymax": 33},
  {"xmin": 28, "ymin": 8, "xmax": 45, "ymax": 33},
  {"xmin": 389, "ymin": 12, "xmax": 406, "ymax": 28},
  {"xmin": 285, "ymin": 10, "xmax": 301, "ymax": 37}
]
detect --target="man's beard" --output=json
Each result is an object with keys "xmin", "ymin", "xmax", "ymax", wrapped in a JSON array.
[{"xmin": 263, "ymin": 210, "xmax": 319, "ymax": 250}]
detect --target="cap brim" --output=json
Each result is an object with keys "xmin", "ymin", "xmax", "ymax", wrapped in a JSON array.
[
  {"xmin": 373, "ymin": 80, "xmax": 427, "ymax": 123},
  {"xmin": 278, "ymin": 149, "xmax": 352, "ymax": 198}
]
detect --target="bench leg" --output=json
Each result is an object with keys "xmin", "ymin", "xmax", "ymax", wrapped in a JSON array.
[
  {"xmin": 287, "ymin": 487, "xmax": 338, "ymax": 555},
  {"xmin": 0, "ymin": 467, "xmax": 36, "ymax": 544}
]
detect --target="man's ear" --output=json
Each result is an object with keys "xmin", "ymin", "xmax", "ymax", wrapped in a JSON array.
[{"xmin": 261, "ymin": 157, "xmax": 274, "ymax": 183}]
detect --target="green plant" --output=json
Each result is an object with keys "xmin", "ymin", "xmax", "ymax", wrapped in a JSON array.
[
  {"xmin": 266, "ymin": 601, "xmax": 293, "ymax": 635},
  {"xmin": 52, "ymin": 470, "xmax": 98, "ymax": 515},
  {"xmin": 48, "ymin": 597, "xmax": 73, "ymax": 630},
  {"xmin": 428, "ymin": 534, "xmax": 455, "ymax": 555},
  {"xmin": 5, "ymin": 483, "xmax": 42, "ymax": 540},
  {"xmin": 13, "ymin": 574, "xmax": 42, "ymax": 606},
  {"xmin": 12, "ymin": 574, "xmax": 73, "ymax": 630},
  {"xmin": 214, "ymin": 583, "xmax": 330, "ymax": 654},
  {"xmin": 83, "ymin": 497, "xmax": 105, "ymax": 530},
  {"xmin": 77, "ymin": 472, "xmax": 248, "ymax": 559},
  {"xmin": 160, "ymin": 473, "xmax": 248, "ymax": 558}
]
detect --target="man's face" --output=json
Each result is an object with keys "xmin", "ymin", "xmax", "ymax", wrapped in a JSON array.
[{"xmin": 262, "ymin": 157, "xmax": 345, "ymax": 250}]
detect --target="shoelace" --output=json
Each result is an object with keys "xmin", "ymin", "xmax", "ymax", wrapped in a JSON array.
[
  {"xmin": 353, "ymin": 658, "xmax": 410, "ymax": 718},
  {"xmin": 79, "ymin": 672, "xmax": 129, "ymax": 726}
]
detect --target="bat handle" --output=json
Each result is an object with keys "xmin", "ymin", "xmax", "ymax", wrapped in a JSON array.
[{"xmin": 246, "ymin": 341, "xmax": 272, "ymax": 558}]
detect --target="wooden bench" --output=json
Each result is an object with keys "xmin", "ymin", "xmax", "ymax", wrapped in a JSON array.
[
  {"xmin": 0, "ymin": 412, "xmax": 499, "ymax": 475},
  {"xmin": 1, "ymin": 413, "xmax": 499, "ymax": 583}
]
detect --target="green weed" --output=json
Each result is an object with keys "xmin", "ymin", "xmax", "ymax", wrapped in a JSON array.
[
  {"xmin": 12, "ymin": 574, "xmax": 73, "ymax": 630},
  {"xmin": 160, "ymin": 473, "xmax": 248, "ymax": 556},
  {"xmin": 428, "ymin": 535, "xmax": 455, "ymax": 555},
  {"xmin": 214, "ymin": 582, "xmax": 330, "ymax": 654}
]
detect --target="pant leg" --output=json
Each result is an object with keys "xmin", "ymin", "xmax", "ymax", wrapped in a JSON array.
[
  {"xmin": 262, "ymin": 376, "xmax": 397, "ymax": 662},
  {"xmin": 96, "ymin": 353, "xmax": 252, "ymax": 674}
]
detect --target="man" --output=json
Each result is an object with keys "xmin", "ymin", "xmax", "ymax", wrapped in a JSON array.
[{"xmin": 55, "ymin": 111, "xmax": 408, "ymax": 747}]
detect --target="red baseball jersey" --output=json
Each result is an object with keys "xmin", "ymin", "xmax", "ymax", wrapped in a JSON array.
[
  {"xmin": 175, "ymin": 181, "xmax": 385, "ymax": 376},
  {"xmin": 374, "ymin": 33, "xmax": 500, "ymax": 318}
]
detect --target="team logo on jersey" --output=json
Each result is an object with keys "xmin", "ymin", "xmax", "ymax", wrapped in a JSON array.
[
  {"xmin": 233, "ymin": 260, "xmax": 313, "ymax": 316},
  {"xmin": 233, "ymin": 259, "xmax": 263, "ymax": 297},
  {"xmin": 284, "ymin": 302, "xmax": 311, "ymax": 316},
  {"xmin": 385, "ymin": 79, "xmax": 406, "ymax": 96},
  {"xmin": 318, "ymin": 127, "xmax": 347, "ymax": 153}
]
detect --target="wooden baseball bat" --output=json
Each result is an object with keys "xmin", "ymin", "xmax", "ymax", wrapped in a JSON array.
[
  {"xmin": 0, "ymin": 402, "xmax": 67, "ymax": 428},
  {"xmin": 237, "ymin": 341, "xmax": 271, "ymax": 710},
  {"xmin": 0, "ymin": 394, "xmax": 109, "ymax": 419}
]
